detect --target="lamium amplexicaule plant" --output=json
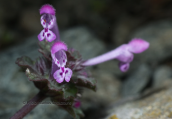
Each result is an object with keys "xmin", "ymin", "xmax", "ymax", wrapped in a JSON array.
[{"xmin": 10, "ymin": 4, "xmax": 149, "ymax": 119}]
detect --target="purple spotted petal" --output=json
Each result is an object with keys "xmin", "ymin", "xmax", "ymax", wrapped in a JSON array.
[
  {"xmin": 45, "ymin": 30, "xmax": 56, "ymax": 42},
  {"xmin": 65, "ymin": 68, "xmax": 72, "ymax": 82},
  {"xmin": 52, "ymin": 50, "xmax": 67, "ymax": 67},
  {"xmin": 48, "ymin": 16, "xmax": 55, "ymax": 29},
  {"xmin": 119, "ymin": 62, "xmax": 130, "ymax": 72},
  {"xmin": 40, "ymin": 4, "xmax": 55, "ymax": 15},
  {"xmin": 59, "ymin": 50, "xmax": 67, "ymax": 67},
  {"xmin": 128, "ymin": 38, "xmax": 149, "ymax": 54},
  {"xmin": 38, "ymin": 29, "xmax": 45, "ymax": 41},
  {"xmin": 52, "ymin": 54, "xmax": 61, "ymax": 67},
  {"xmin": 40, "ymin": 15, "xmax": 46, "ymax": 28},
  {"xmin": 53, "ymin": 68, "xmax": 65, "ymax": 83}
]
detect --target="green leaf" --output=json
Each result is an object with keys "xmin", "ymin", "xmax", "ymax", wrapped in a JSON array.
[
  {"xmin": 16, "ymin": 56, "xmax": 34, "ymax": 70},
  {"xmin": 67, "ymin": 48, "xmax": 81, "ymax": 60},
  {"xmin": 16, "ymin": 56, "xmax": 50, "ymax": 82},
  {"xmin": 26, "ymin": 70, "xmax": 44, "ymax": 81},
  {"xmin": 48, "ymin": 83, "xmax": 78, "ymax": 99},
  {"xmin": 63, "ymin": 84, "xmax": 78, "ymax": 99},
  {"xmin": 71, "ymin": 72, "xmax": 97, "ymax": 91},
  {"xmin": 38, "ymin": 41, "xmax": 53, "ymax": 61},
  {"xmin": 48, "ymin": 81, "xmax": 65, "ymax": 92},
  {"xmin": 38, "ymin": 40, "xmax": 53, "ymax": 51},
  {"xmin": 74, "ymin": 108, "xmax": 84, "ymax": 119},
  {"xmin": 51, "ymin": 97, "xmax": 75, "ymax": 116}
]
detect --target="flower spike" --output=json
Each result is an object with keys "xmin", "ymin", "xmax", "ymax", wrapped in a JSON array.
[
  {"xmin": 51, "ymin": 42, "xmax": 72, "ymax": 83},
  {"xmin": 82, "ymin": 38, "xmax": 149, "ymax": 72},
  {"xmin": 38, "ymin": 4, "xmax": 58, "ymax": 42}
]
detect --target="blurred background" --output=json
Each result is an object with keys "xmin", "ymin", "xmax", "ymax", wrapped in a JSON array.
[{"xmin": 1, "ymin": 0, "xmax": 172, "ymax": 119}]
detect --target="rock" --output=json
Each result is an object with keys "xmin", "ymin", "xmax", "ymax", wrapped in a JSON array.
[
  {"xmin": 97, "ymin": 60, "xmax": 125, "ymax": 77},
  {"xmin": 153, "ymin": 65, "xmax": 172, "ymax": 88},
  {"xmin": 60, "ymin": 27, "xmax": 106, "ymax": 59},
  {"xmin": 131, "ymin": 20, "xmax": 172, "ymax": 65},
  {"xmin": 106, "ymin": 86, "xmax": 172, "ymax": 119},
  {"xmin": 121, "ymin": 64, "xmax": 151, "ymax": 97},
  {"xmin": 82, "ymin": 69, "xmax": 121, "ymax": 110},
  {"xmin": 0, "ymin": 36, "xmax": 39, "ymax": 94}
]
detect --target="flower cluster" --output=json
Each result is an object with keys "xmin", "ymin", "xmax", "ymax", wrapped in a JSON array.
[
  {"xmin": 37, "ymin": 4, "xmax": 149, "ymax": 84},
  {"xmin": 37, "ymin": 4, "xmax": 73, "ymax": 83}
]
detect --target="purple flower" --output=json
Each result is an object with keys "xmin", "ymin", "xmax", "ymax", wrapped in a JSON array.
[
  {"xmin": 73, "ymin": 100, "xmax": 81, "ymax": 108},
  {"xmin": 51, "ymin": 42, "xmax": 73, "ymax": 83},
  {"xmin": 82, "ymin": 38, "xmax": 149, "ymax": 72},
  {"xmin": 38, "ymin": 4, "xmax": 57, "ymax": 42}
]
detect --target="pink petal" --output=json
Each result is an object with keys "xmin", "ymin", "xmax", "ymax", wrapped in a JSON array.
[
  {"xmin": 65, "ymin": 68, "xmax": 72, "ymax": 82},
  {"xmin": 38, "ymin": 29, "xmax": 45, "ymax": 41},
  {"xmin": 119, "ymin": 62, "xmax": 130, "ymax": 72},
  {"xmin": 40, "ymin": 4, "xmax": 55, "ymax": 15},
  {"xmin": 40, "ymin": 16, "xmax": 46, "ymax": 28},
  {"xmin": 60, "ymin": 51, "xmax": 67, "ymax": 67},
  {"xmin": 116, "ymin": 45, "xmax": 134, "ymax": 63},
  {"xmin": 51, "ymin": 54, "xmax": 61, "ymax": 67},
  {"xmin": 48, "ymin": 16, "xmax": 55, "ymax": 29},
  {"xmin": 51, "ymin": 42, "xmax": 68, "ymax": 54},
  {"xmin": 128, "ymin": 38, "xmax": 149, "ymax": 54},
  {"xmin": 53, "ymin": 69, "xmax": 65, "ymax": 83},
  {"xmin": 45, "ymin": 30, "xmax": 56, "ymax": 42}
]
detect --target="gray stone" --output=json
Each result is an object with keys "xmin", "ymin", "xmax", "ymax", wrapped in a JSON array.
[
  {"xmin": 0, "ymin": 36, "xmax": 39, "ymax": 94},
  {"xmin": 61, "ymin": 27, "xmax": 106, "ymax": 59},
  {"xmin": 122, "ymin": 64, "xmax": 151, "ymax": 97},
  {"xmin": 82, "ymin": 69, "xmax": 121, "ymax": 110},
  {"xmin": 153, "ymin": 65, "xmax": 172, "ymax": 88},
  {"xmin": 97, "ymin": 60, "xmax": 125, "ymax": 77},
  {"xmin": 106, "ymin": 85, "xmax": 172, "ymax": 119},
  {"xmin": 131, "ymin": 20, "xmax": 172, "ymax": 64}
]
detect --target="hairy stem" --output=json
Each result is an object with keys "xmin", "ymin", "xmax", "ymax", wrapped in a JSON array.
[{"xmin": 10, "ymin": 92, "xmax": 47, "ymax": 119}]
